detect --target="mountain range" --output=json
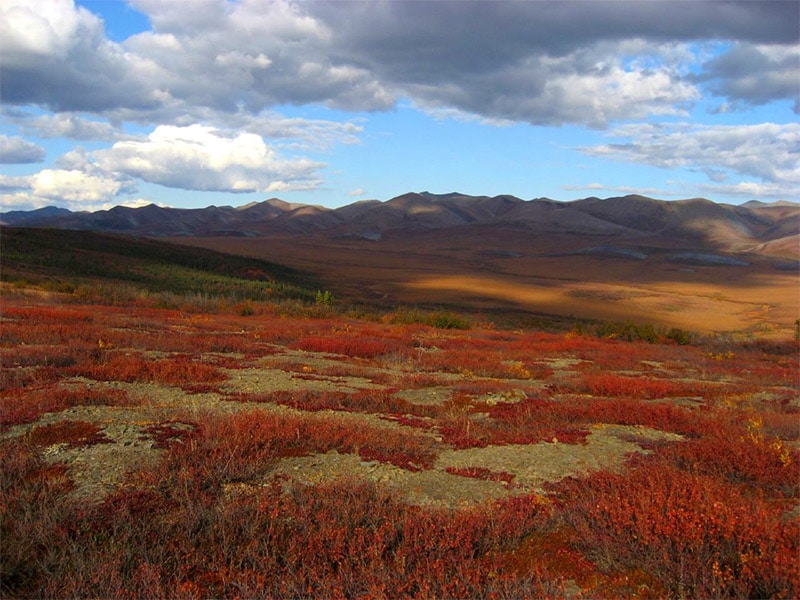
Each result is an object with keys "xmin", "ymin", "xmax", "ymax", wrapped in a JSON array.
[{"xmin": 2, "ymin": 192, "xmax": 798, "ymax": 259}]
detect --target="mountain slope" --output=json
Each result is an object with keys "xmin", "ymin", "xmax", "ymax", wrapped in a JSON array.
[{"xmin": 2, "ymin": 193, "xmax": 797, "ymax": 258}]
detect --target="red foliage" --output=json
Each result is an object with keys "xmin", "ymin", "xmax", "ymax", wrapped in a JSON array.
[
  {"xmin": 17, "ymin": 478, "xmax": 553, "ymax": 599},
  {"xmin": 0, "ymin": 365, "xmax": 63, "ymax": 393},
  {"xmin": 658, "ymin": 431, "xmax": 800, "ymax": 497},
  {"xmin": 290, "ymin": 333, "xmax": 408, "ymax": 359},
  {"xmin": 170, "ymin": 409, "xmax": 440, "ymax": 474},
  {"xmin": 26, "ymin": 420, "xmax": 112, "ymax": 448},
  {"xmin": 1, "ymin": 305, "xmax": 93, "ymax": 323},
  {"xmin": 559, "ymin": 396, "xmax": 716, "ymax": 437},
  {"xmin": 579, "ymin": 372, "xmax": 695, "ymax": 399},
  {"xmin": 439, "ymin": 396, "xmax": 595, "ymax": 449},
  {"xmin": 2, "ymin": 294, "xmax": 799, "ymax": 598},
  {"xmin": 0, "ymin": 441, "xmax": 74, "ymax": 594},
  {"xmin": 70, "ymin": 353, "xmax": 227, "ymax": 388},
  {"xmin": 553, "ymin": 460, "xmax": 800, "ymax": 599},
  {"xmin": 0, "ymin": 384, "xmax": 133, "ymax": 429},
  {"xmin": 140, "ymin": 421, "xmax": 199, "ymax": 450},
  {"xmin": 0, "ymin": 344, "xmax": 100, "ymax": 368}
]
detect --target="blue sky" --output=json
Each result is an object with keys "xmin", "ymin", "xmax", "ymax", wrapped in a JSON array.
[{"xmin": 1, "ymin": 0, "xmax": 798, "ymax": 212}]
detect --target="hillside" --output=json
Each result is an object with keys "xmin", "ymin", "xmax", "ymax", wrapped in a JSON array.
[
  {"xmin": 3, "ymin": 195, "xmax": 798, "ymax": 338},
  {"xmin": 0, "ymin": 228, "xmax": 319, "ymax": 307},
  {"xmin": 3, "ymin": 193, "xmax": 798, "ymax": 259}
]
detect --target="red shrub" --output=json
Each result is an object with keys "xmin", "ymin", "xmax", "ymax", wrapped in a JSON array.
[
  {"xmin": 561, "ymin": 396, "xmax": 715, "ymax": 437},
  {"xmin": 580, "ymin": 372, "xmax": 688, "ymax": 399},
  {"xmin": 23, "ymin": 478, "xmax": 553, "ymax": 599},
  {"xmin": 438, "ymin": 399, "xmax": 591, "ymax": 450},
  {"xmin": 70, "ymin": 354, "xmax": 227, "ymax": 388},
  {"xmin": 0, "ymin": 384, "xmax": 133, "ymax": 429},
  {"xmin": 26, "ymin": 420, "xmax": 112, "ymax": 448},
  {"xmin": 0, "ymin": 344, "xmax": 100, "ymax": 368},
  {"xmin": 415, "ymin": 347, "xmax": 527, "ymax": 377},
  {"xmin": 0, "ymin": 365, "xmax": 63, "ymax": 393},
  {"xmin": 140, "ymin": 421, "xmax": 199, "ymax": 450},
  {"xmin": 290, "ymin": 334, "xmax": 406, "ymax": 359},
  {"xmin": 553, "ymin": 460, "xmax": 799, "ymax": 599},
  {"xmin": 168, "ymin": 409, "xmax": 440, "ymax": 475},
  {"xmin": 659, "ymin": 431, "xmax": 800, "ymax": 497},
  {"xmin": 0, "ymin": 441, "xmax": 74, "ymax": 595},
  {"xmin": 1, "ymin": 305, "xmax": 93, "ymax": 323}
]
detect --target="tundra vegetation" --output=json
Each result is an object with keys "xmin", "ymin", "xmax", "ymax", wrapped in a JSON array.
[{"xmin": 1, "ymin": 229, "xmax": 798, "ymax": 598}]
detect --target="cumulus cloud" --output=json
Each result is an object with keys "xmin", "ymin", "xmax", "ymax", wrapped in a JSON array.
[
  {"xmin": 29, "ymin": 168, "xmax": 134, "ymax": 202},
  {"xmin": 2, "ymin": 0, "xmax": 798, "ymax": 208},
  {"xmin": 0, "ymin": 167, "xmax": 137, "ymax": 211},
  {"xmin": 693, "ymin": 181, "xmax": 796, "ymax": 201},
  {"xmin": 3, "ymin": 0, "xmax": 797, "ymax": 127},
  {"xmin": 0, "ymin": 135, "xmax": 45, "ymax": 163},
  {"xmin": 695, "ymin": 43, "xmax": 800, "ymax": 111},
  {"xmin": 94, "ymin": 124, "xmax": 324, "ymax": 193},
  {"xmin": 120, "ymin": 0, "xmax": 394, "ymax": 115},
  {"xmin": 308, "ymin": 0, "xmax": 797, "ymax": 125},
  {"xmin": 15, "ymin": 113, "xmax": 120, "ymax": 141},
  {"xmin": 580, "ymin": 122, "xmax": 800, "ymax": 198},
  {"xmin": 195, "ymin": 110, "xmax": 364, "ymax": 151},
  {"xmin": 0, "ymin": 0, "xmax": 159, "ymax": 112}
]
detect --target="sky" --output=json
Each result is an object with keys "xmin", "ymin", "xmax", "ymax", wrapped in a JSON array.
[{"xmin": 0, "ymin": 0, "xmax": 798, "ymax": 213}]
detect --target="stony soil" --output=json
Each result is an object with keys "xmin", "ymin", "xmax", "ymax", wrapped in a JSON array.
[{"xmin": 3, "ymin": 345, "xmax": 684, "ymax": 508}]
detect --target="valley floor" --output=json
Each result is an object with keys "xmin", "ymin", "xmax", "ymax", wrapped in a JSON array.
[{"xmin": 177, "ymin": 230, "xmax": 800, "ymax": 340}]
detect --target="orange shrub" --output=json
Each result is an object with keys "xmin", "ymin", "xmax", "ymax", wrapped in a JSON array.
[
  {"xmin": 554, "ymin": 460, "xmax": 799, "ymax": 599},
  {"xmin": 70, "ymin": 354, "xmax": 227, "ymax": 388},
  {"xmin": 290, "ymin": 334, "xmax": 408, "ymax": 359},
  {"xmin": 580, "ymin": 372, "xmax": 691, "ymax": 399},
  {"xmin": 165, "ymin": 409, "xmax": 441, "ymax": 476},
  {"xmin": 0, "ymin": 384, "xmax": 133, "ymax": 429},
  {"xmin": 26, "ymin": 420, "xmax": 112, "ymax": 448}
]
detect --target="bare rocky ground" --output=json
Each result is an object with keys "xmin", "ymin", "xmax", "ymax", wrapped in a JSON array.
[{"xmin": 3, "ymin": 344, "xmax": 684, "ymax": 508}]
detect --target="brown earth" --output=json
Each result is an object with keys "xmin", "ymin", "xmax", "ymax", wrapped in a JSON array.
[{"xmin": 173, "ymin": 226, "xmax": 799, "ymax": 339}]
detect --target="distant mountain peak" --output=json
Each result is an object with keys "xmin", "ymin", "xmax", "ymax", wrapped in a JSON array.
[{"xmin": 1, "ymin": 193, "xmax": 797, "ymax": 260}]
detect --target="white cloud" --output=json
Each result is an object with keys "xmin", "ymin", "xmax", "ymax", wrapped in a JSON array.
[
  {"xmin": 0, "ymin": 0, "xmax": 93, "ymax": 61},
  {"xmin": 97, "ymin": 198, "xmax": 165, "ymax": 211},
  {"xmin": 0, "ymin": 191, "xmax": 160, "ymax": 213},
  {"xmin": 94, "ymin": 124, "xmax": 324, "ymax": 193},
  {"xmin": 19, "ymin": 113, "xmax": 119, "ymax": 140},
  {"xmin": 208, "ymin": 111, "xmax": 364, "ymax": 151},
  {"xmin": 582, "ymin": 122, "xmax": 800, "ymax": 182},
  {"xmin": 561, "ymin": 183, "xmax": 606, "ymax": 192},
  {"xmin": 30, "ymin": 169, "xmax": 133, "ymax": 202},
  {"xmin": 694, "ymin": 181, "xmax": 799, "ymax": 201},
  {"xmin": 580, "ymin": 122, "xmax": 800, "ymax": 199},
  {"xmin": 0, "ymin": 168, "xmax": 137, "ymax": 210},
  {"xmin": 0, "ymin": 191, "xmax": 52, "ymax": 211},
  {"xmin": 0, "ymin": 0, "xmax": 158, "ymax": 112},
  {"xmin": 0, "ymin": 174, "xmax": 32, "ymax": 193},
  {"xmin": 9, "ymin": 0, "xmax": 795, "ymax": 128},
  {"xmin": 2, "ymin": 0, "xmax": 799, "ymax": 209},
  {"xmin": 347, "ymin": 188, "xmax": 367, "ymax": 197},
  {"xmin": 697, "ymin": 43, "xmax": 800, "ymax": 111},
  {"xmin": 0, "ymin": 135, "xmax": 45, "ymax": 163}
]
